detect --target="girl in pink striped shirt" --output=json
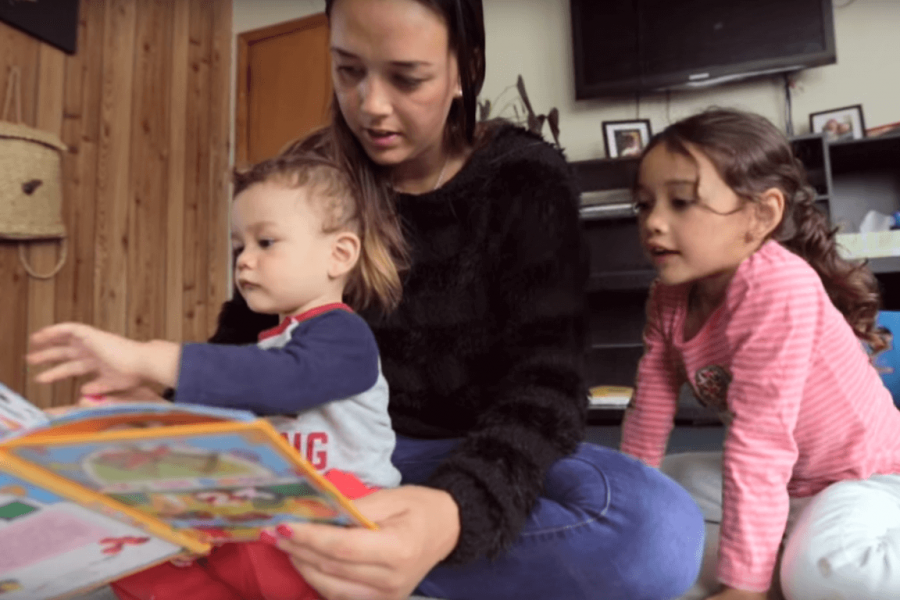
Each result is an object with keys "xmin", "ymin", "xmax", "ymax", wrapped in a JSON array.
[{"xmin": 620, "ymin": 108, "xmax": 900, "ymax": 600}]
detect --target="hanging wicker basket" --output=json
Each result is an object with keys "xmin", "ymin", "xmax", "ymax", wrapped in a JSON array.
[{"xmin": 0, "ymin": 66, "xmax": 68, "ymax": 279}]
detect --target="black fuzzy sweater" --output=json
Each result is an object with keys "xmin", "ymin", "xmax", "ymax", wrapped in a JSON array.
[{"xmin": 209, "ymin": 124, "xmax": 589, "ymax": 564}]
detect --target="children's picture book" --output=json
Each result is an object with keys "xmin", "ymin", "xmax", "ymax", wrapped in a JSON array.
[{"xmin": 0, "ymin": 383, "xmax": 375, "ymax": 600}]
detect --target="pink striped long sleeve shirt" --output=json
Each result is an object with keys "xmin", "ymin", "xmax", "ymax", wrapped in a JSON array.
[{"xmin": 620, "ymin": 241, "xmax": 900, "ymax": 591}]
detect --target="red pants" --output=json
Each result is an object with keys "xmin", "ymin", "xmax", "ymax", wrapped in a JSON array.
[{"xmin": 111, "ymin": 470, "xmax": 376, "ymax": 600}]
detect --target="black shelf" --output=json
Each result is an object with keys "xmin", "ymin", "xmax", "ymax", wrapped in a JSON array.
[
  {"xmin": 588, "ymin": 288, "xmax": 647, "ymax": 346},
  {"xmin": 585, "ymin": 345, "xmax": 643, "ymax": 388},
  {"xmin": 828, "ymin": 136, "xmax": 900, "ymax": 236},
  {"xmin": 579, "ymin": 203, "xmax": 634, "ymax": 221},
  {"xmin": 829, "ymin": 135, "xmax": 900, "ymax": 173},
  {"xmin": 791, "ymin": 133, "xmax": 832, "ymax": 198},
  {"xmin": 591, "ymin": 341, "xmax": 644, "ymax": 350},
  {"xmin": 588, "ymin": 270, "xmax": 656, "ymax": 291},
  {"xmin": 867, "ymin": 256, "xmax": 900, "ymax": 274},
  {"xmin": 571, "ymin": 156, "xmax": 640, "ymax": 191}
]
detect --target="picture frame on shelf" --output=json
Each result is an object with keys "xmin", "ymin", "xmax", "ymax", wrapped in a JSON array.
[
  {"xmin": 602, "ymin": 119, "xmax": 652, "ymax": 158},
  {"xmin": 809, "ymin": 104, "xmax": 866, "ymax": 142}
]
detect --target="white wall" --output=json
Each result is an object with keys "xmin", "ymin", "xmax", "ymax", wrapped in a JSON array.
[
  {"xmin": 233, "ymin": 0, "xmax": 900, "ymax": 161},
  {"xmin": 482, "ymin": 0, "xmax": 900, "ymax": 161}
]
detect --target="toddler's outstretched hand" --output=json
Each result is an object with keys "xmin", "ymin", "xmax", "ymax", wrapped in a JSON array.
[
  {"xmin": 28, "ymin": 323, "xmax": 144, "ymax": 394},
  {"xmin": 27, "ymin": 323, "xmax": 180, "ymax": 395}
]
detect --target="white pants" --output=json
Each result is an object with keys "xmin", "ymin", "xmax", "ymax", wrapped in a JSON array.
[{"xmin": 661, "ymin": 452, "xmax": 900, "ymax": 600}]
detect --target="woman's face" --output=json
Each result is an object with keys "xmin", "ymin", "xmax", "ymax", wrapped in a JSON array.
[{"xmin": 329, "ymin": 0, "xmax": 460, "ymax": 168}]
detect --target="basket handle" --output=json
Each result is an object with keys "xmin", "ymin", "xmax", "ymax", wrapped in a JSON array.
[
  {"xmin": 3, "ymin": 66, "xmax": 22, "ymax": 124},
  {"xmin": 18, "ymin": 238, "xmax": 67, "ymax": 279}
]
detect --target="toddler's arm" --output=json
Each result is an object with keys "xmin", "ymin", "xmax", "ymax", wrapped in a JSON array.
[{"xmin": 173, "ymin": 310, "xmax": 380, "ymax": 415}]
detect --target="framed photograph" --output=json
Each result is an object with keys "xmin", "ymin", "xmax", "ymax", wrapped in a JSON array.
[
  {"xmin": 602, "ymin": 119, "xmax": 652, "ymax": 158},
  {"xmin": 809, "ymin": 105, "xmax": 866, "ymax": 142}
]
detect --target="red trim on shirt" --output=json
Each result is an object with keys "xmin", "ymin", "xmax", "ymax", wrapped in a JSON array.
[{"xmin": 258, "ymin": 303, "xmax": 354, "ymax": 342}]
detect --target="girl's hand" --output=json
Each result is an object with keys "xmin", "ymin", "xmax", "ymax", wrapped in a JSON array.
[
  {"xmin": 28, "ymin": 323, "xmax": 180, "ymax": 393},
  {"xmin": 271, "ymin": 486, "xmax": 460, "ymax": 600},
  {"xmin": 706, "ymin": 587, "xmax": 768, "ymax": 600}
]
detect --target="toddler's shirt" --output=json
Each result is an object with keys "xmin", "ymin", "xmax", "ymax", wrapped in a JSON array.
[{"xmin": 175, "ymin": 303, "xmax": 401, "ymax": 489}]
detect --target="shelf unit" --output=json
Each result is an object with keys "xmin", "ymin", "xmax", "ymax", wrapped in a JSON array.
[{"xmin": 573, "ymin": 132, "xmax": 900, "ymax": 423}]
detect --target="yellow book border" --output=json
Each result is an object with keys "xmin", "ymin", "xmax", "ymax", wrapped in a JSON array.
[{"xmin": 2, "ymin": 417, "xmax": 377, "ymax": 531}]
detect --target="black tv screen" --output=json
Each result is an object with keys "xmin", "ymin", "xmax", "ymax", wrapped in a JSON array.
[{"xmin": 571, "ymin": 0, "xmax": 836, "ymax": 99}]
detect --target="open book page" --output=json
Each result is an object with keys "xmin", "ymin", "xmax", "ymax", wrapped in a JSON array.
[
  {"xmin": 0, "ymin": 384, "xmax": 49, "ymax": 436},
  {"xmin": 0, "ymin": 471, "xmax": 183, "ymax": 600},
  {"xmin": 4, "ymin": 414, "xmax": 375, "ymax": 544}
]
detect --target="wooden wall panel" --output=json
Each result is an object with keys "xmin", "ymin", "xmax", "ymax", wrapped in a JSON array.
[
  {"xmin": 165, "ymin": 0, "xmax": 189, "ymax": 342},
  {"xmin": 94, "ymin": 0, "xmax": 136, "ymax": 335},
  {"xmin": 208, "ymin": 0, "xmax": 233, "ymax": 337},
  {"xmin": 127, "ymin": 0, "xmax": 172, "ymax": 343},
  {"xmin": 0, "ymin": 0, "xmax": 232, "ymax": 407},
  {"xmin": 54, "ymin": 0, "xmax": 105, "ymax": 405},
  {"xmin": 182, "ymin": 0, "xmax": 213, "ymax": 346},
  {"xmin": 0, "ymin": 23, "xmax": 40, "ymax": 396},
  {"xmin": 24, "ymin": 44, "xmax": 67, "ymax": 406}
]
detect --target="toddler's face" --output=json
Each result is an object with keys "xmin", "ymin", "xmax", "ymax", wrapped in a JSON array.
[
  {"xmin": 635, "ymin": 143, "xmax": 758, "ymax": 298},
  {"xmin": 231, "ymin": 182, "xmax": 339, "ymax": 319}
]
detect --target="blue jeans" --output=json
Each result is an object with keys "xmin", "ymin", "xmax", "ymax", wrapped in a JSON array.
[{"xmin": 392, "ymin": 437, "xmax": 704, "ymax": 600}]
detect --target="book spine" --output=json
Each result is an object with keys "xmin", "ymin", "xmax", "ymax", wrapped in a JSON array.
[{"xmin": 0, "ymin": 448, "xmax": 210, "ymax": 555}]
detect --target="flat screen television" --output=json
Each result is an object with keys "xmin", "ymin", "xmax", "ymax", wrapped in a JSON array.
[{"xmin": 571, "ymin": 0, "xmax": 836, "ymax": 99}]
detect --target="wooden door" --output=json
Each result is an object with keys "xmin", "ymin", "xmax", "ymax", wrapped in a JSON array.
[{"xmin": 236, "ymin": 14, "xmax": 332, "ymax": 166}]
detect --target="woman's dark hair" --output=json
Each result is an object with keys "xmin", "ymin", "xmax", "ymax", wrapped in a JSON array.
[{"xmin": 642, "ymin": 108, "xmax": 887, "ymax": 352}]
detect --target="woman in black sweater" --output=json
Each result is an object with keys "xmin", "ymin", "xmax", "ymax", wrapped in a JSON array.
[{"xmin": 213, "ymin": 0, "xmax": 705, "ymax": 598}]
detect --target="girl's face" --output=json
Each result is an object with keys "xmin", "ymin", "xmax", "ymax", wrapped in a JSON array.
[
  {"xmin": 635, "ymin": 143, "xmax": 759, "ymax": 300},
  {"xmin": 329, "ymin": 0, "xmax": 460, "ymax": 169}
]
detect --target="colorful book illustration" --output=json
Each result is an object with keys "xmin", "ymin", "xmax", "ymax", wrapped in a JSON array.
[{"xmin": 0, "ymin": 383, "xmax": 375, "ymax": 600}]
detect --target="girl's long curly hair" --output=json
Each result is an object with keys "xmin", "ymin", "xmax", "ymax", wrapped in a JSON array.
[{"xmin": 644, "ymin": 108, "xmax": 887, "ymax": 352}]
